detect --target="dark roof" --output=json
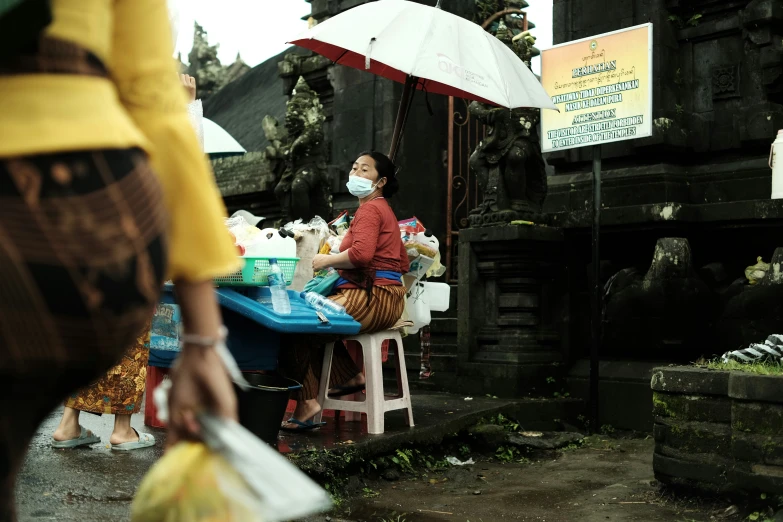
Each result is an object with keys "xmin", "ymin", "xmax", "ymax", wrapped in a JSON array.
[
  {"xmin": 204, "ymin": 46, "xmax": 308, "ymax": 153},
  {"xmin": 211, "ymin": 152, "xmax": 277, "ymax": 198}
]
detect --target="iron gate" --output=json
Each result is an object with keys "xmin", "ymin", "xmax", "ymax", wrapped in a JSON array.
[{"xmin": 444, "ymin": 8, "xmax": 529, "ymax": 282}]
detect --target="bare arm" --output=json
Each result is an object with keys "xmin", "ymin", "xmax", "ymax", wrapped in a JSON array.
[
  {"xmin": 313, "ymin": 250, "xmax": 354, "ymax": 271},
  {"xmin": 166, "ymin": 280, "xmax": 237, "ymax": 446}
]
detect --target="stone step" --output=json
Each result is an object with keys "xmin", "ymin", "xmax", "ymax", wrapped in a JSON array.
[{"xmin": 430, "ymin": 317, "xmax": 457, "ymax": 335}]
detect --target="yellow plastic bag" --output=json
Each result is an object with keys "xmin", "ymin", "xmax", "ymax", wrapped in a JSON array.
[
  {"xmin": 131, "ymin": 441, "xmax": 259, "ymax": 522},
  {"xmin": 745, "ymin": 256, "xmax": 770, "ymax": 285},
  {"xmin": 136, "ymin": 356, "xmax": 331, "ymax": 522}
]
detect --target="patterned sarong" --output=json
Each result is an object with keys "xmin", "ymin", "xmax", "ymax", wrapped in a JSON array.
[{"xmin": 279, "ymin": 285, "xmax": 406, "ymax": 401}]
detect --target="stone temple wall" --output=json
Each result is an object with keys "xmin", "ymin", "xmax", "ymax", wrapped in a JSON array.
[{"xmin": 652, "ymin": 366, "xmax": 783, "ymax": 494}]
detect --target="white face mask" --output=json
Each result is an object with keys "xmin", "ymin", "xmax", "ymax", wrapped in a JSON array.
[{"xmin": 346, "ymin": 176, "xmax": 379, "ymax": 198}]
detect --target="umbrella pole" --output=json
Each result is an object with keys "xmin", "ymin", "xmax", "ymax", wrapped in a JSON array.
[{"xmin": 388, "ymin": 75, "xmax": 419, "ymax": 164}]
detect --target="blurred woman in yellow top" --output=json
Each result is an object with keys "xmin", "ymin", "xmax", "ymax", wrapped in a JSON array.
[{"xmin": 0, "ymin": 0, "xmax": 240, "ymax": 515}]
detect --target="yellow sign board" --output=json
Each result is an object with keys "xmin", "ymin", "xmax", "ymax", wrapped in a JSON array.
[{"xmin": 540, "ymin": 24, "xmax": 653, "ymax": 153}]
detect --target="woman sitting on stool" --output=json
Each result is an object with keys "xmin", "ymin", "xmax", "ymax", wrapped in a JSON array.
[{"xmin": 279, "ymin": 151, "xmax": 408, "ymax": 431}]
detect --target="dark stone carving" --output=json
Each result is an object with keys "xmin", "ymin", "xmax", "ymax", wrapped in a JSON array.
[
  {"xmin": 716, "ymin": 247, "xmax": 783, "ymax": 352},
  {"xmin": 711, "ymin": 65, "xmax": 740, "ymax": 100},
  {"xmin": 185, "ymin": 23, "xmax": 250, "ymax": 100},
  {"xmin": 268, "ymin": 77, "xmax": 333, "ymax": 224},
  {"xmin": 602, "ymin": 238, "xmax": 717, "ymax": 361},
  {"xmin": 467, "ymin": 22, "xmax": 547, "ymax": 227}
]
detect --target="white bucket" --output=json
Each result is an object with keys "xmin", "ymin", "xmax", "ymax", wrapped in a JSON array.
[
  {"xmin": 422, "ymin": 282, "xmax": 450, "ymax": 312},
  {"xmin": 243, "ymin": 229, "xmax": 297, "ymax": 259}
]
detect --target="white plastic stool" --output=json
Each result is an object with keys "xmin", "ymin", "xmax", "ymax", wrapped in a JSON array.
[{"xmin": 314, "ymin": 330, "xmax": 414, "ymax": 434}]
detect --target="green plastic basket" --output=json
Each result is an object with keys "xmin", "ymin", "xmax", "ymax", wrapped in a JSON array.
[{"xmin": 213, "ymin": 257, "xmax": 299, "ymax": 287}]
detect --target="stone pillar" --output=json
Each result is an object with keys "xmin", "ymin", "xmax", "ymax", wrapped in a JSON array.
[{"xmin": 457, "ymin": 225, "xmax": 568, "ymax": 396}]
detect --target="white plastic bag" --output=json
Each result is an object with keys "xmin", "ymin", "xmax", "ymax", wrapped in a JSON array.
[
  {"xmin": 198, "ymin": 414, "xmax": 332, "ymax": 522},
  {"xmin": 146, "ymin": 342, "xmax": 331, "ymax": 522}
]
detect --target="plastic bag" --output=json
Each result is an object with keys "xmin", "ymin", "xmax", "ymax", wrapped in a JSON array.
[
  {"xmin": 404, "ymin": 240, "xmax": 438, "ymax": 259},
  {"xmin": 225, "ymin": 217, "xmax": 262, "ymax": 255},
  {"xmin": 131, "ymin": 441, "xmax": 258, "ymax": 522},
  {"xmin": 326, "ymin": 235, "xmax": 344, "ymax": 255},
  {"xmin": 285, "ymin": 216, "xmax": 330, "ymax": 242},
  {"xmin": 329, "ymin": 211, "xmax": 350, "ymax": 234},
  {"xmin": 304, "ymin": 269, "xmax": 340, "ymax": 296},
  {"xmin": 398, "ymin": 216, "xmax": 426, "ymax": 241},
  {"xmin": 132, "ymin": 416, "xmax": 332, "ymax": 522},
  {"xmin": 745, "ymin": 256, "xmax": 769, "ymax": 285},
  {"xmin": 136, "ymin": 342, "xmax": 331, "ymax": 522}
]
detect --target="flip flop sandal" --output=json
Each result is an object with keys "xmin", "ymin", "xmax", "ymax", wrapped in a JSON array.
[
  {"xmin": 51, "ymin": 426, "xmax": 101, "ymax": 449},
  {"xmin": 280, "ymin": 418, "xmax": 327, "ymax": 432},
  {"xmin": 110, "ymin": 429, "xmax": 155, "ymax": 451},
  {"xmin": 328, "ymin": 384, "xmax": 366, "ymax": 397}
]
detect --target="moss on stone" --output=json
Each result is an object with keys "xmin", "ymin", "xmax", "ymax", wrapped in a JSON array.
[{"xmin": 652, "ymin": 392, "xmax": 674, "ymax": 418}]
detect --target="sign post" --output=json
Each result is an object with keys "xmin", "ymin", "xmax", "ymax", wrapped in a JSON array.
[{"xmin": 540, "ymin": 23, "xmax": 653, "ymax": 433}]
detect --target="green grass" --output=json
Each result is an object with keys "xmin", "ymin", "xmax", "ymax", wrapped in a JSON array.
[{"xmin": 702, "ymin": 359, "xmax": 783, "ymax": 376}]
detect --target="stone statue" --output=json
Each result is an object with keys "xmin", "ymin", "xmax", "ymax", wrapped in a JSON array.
[
  {"xmin": 185, "ymin": 23, "xmax": 249, "ymax": 100},
  {"xmin": 262, "ymin": 115, "xmax": 288, "ymax": 181},
  {"xmin": 271, "ymin": 77, "xmax": 333, "ymax": 224},
  {"xmin": 468, "ymin": 22, "xmax": 546, "ymax": 226},
  {"xmin": 602, "ymin": 238, "xmax": 716, "ymax": 360}
]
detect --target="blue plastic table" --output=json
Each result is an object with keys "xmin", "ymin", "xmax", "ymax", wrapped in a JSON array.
[{"xmin": 150, "ymin": 285, "xmax": 361, "ymax": 369}]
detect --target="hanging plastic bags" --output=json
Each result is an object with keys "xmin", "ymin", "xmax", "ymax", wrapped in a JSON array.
[
  {"xmin": 131, "ymin": 440, "xmax": 258, "ymax": 522},
  {"xmin": 131, "ymin": 414, "xmax": 332, "ymax": 522},
  {"xmin": 132, "ymin": 335, "xmax": 332, "ymax": 522}
]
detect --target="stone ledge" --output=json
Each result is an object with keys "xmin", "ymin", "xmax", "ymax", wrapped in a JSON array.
[
  {"xmin": 731, "ymin": 432, "xmax": 783, "ymax": 467},
  {"xmin": 653, "ymin": 419, "xmax": 732, "ymax": 455},
  {"xmin": 550, "ymin": 200, "xmax": 783, "ymax": 229},
  {"xmin": 652, "ymin": 452, "xmax": 731, "ymax": 490},
  {"xmin": 732, "ymin": 401, "xmax": 783, "ymax": 436},
  {"xmin": 458, "ymin": 223, "xmax": 564, "ymax": 244},
  {"xmin": 652, "ymin": 391, "xmax": 732, "ymax": 423},
  {"xmin": 729, "ymin": 373, "xmax": 783, "ymax": 403},
  {"xmin": 730, "ymin": 467, "xmax": 783, "ymax": 495},
  {"xmin": 650, "ymin": 367, "xmax": 729, "ymax": 396},
  {"xmin": 653, "ymin": 366, "xmax": 783, "ymax": 495}
]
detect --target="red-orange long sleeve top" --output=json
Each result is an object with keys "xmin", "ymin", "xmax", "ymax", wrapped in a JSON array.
[{"xmin": 338, "ymin": 198, "xmax": 409, "ymax": 288}]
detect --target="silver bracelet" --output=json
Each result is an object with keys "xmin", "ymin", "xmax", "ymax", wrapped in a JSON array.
[{"xmin": 179, "ymin": 326, "xmax": 228, "ymax": 348}]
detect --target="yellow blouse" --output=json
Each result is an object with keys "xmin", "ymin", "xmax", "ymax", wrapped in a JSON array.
[{"xmin": 0, "ymin": 0, "xmax": 240, "ymax": 282}]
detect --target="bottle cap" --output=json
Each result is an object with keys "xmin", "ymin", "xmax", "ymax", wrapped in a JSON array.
[
  {"xmin": 300, "ymin": 292, "xmax": 307, "ymax": 298},
  {"xmin": 778, "ymin": 129, "xmax": 783, "ymax": 136},
  {"xmin": 269, "ymin": 258, "xmax": 278, "ymax": 263}
]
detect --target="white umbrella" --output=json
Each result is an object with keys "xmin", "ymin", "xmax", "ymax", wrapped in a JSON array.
[
  {"xmin": 203, "ymin": 117, "xmax": 246, "ymax": 155},
  {"xmin": 289, "ymin": 0, "xmax": 556, "ymax": 160}
]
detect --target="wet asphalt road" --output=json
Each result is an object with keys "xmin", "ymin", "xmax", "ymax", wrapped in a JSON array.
[{"xmin": 15, "ymin": 409, "xmax": 164, "ymax": 521}]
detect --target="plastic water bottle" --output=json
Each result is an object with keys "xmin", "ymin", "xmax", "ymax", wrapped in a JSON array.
[
  {"xmin": 267, "ymin": 259, "xmax": 291, "ymax": 314},
  {"xmin": 300, "ymin": 292, "xmax": 346, "ymax": 315}
]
